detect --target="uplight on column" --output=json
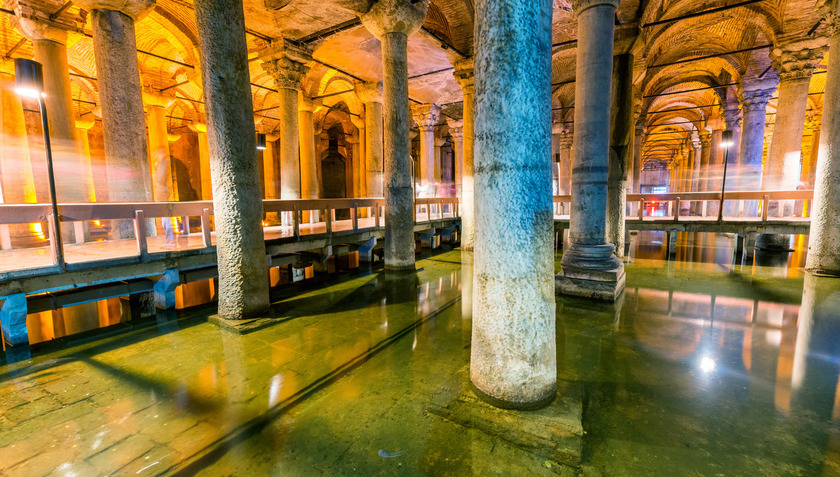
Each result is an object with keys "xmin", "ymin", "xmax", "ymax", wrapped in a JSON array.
[{"xmin": 256, "ymin": 132, "xmax": 267, "ymax": 150}]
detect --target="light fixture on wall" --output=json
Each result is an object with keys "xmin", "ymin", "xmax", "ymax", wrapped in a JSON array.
[
  {"xmin": 717, "ymin": 129, "xmax": 734, "ymax": 222},
  {"xmin": 14, "ymin": 58, "xmax": 64, "ymax": 271},
  {"xmin": 256, "ymin": 132, "xmax": 267, "ymax": 151}
]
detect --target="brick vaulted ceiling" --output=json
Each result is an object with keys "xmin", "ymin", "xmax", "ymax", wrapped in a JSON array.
[{"xmin": 0, "ymin": 0, "xmax": 827, "ymax": 160}]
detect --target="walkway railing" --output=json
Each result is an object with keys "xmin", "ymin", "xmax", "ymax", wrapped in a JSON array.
[
  {"xmin": 0, "ymin": 197, "xmax": 461, "ymax": 275},
  {"xmin": 553, "ymin": 190, "xmax": 814, "ymax": 222}
]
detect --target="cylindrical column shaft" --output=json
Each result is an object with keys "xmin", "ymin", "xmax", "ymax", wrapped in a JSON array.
[
  {"xmin": 471, "ymin": 0, "xmax": 556, "ymax": 409},
  {"xmin": 147, "ymin": 104, "xmax": 174, "ymax": 202},
  {"xmin": 195, "ymin": 0, "xmax": 269, "ymax": 318},
  {"xmin": 380, "ymin": 31, "xmax": 415, "ymax": 270},
  {"xmin": 90, "ymin": 9, "xmax": 152, "ymax": 209},
  {"xmin": 278, "ymin": 88, "xmax": 300, "ymax": 199},
  {"xmin": 299, "ymin": 95, "xmax": 318, "ymax": 200},
  {"xmin": 364, "ymin": 99, "xmax": 384, "ymax": 197},
  {"xmin": 807, "ymin": 17, "xmax": 840, "ymax": 275},
  {"xmin": 607, "ymin": 52, "xmax": 633, "ymax": 256},
  {"xmin": 455, "ymin": 60, "xmax": 475, "ymax": 250}
]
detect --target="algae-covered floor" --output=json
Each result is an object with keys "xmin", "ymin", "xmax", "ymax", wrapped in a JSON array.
[{"xmin": 2, "ymin": 232, "xmax": 840, "ymax": 475}]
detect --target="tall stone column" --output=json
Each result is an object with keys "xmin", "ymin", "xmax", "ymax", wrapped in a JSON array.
[
  {"xmin": 11, "ymin": 6, "xmax": 87, "ymax": 202},
  {"xmin": 298, "ymin": 92, "xmax": 319, "ymax": 200},
  {"xmin": 608, "ymin": 52, "xmax": 633, "ymax": 256},
  {"xmin": 357, "ymin": 82, "xmax": 384, "ymax": 197},
  {"xmin": 557, "ymin": 0, "xmax": 624, "ymax": 301},
  {"xmin": 262, "ymin": 133, "xmax": 279, "ymax": 200},
  {"xmin": 351, "ymin": 115, "xmax": 367, "ymax": 197},
  {"xmin": 0, "ymin": 80, "xmax": 37, "ymax": 204},
  {"xmin": 411, "ymin": 103, "xmax": 439, "ymax": 195},
  {"xmin": 262, "ymin": 41, "xmax": 312, "ymax": 200},
  {"xmin": 454, "ymin": 58, "xmax": 475, "ymax": 250},
  {"xmin": 697, "ymin": 131, "xmax": 712, "ymax": 214},
  {"xmin": 471, "ymin": 0, "xmax": 556, "ymax": 409},
  {"xmin": 144, "ymin": 94, "xmax": 175, "ymax": 202},
  {"xmin": 194, "ymin": 0, "xmax": 269, "ymax": 318},
  {"xmin": 361, "ymin": 0, "xmax": 429, "ymax": 271},
  {"xmin": 803, "ymin": 112, "xmax": 821, "ymax": 190},
  {"xmin": 688, "ymin": 132, "xmax": 703, "ymax": 214},
  {"xmin": 807, "ymin": 4, "xmax": 840, "ymax": 275},
  {"xmin": 557, "ymin": 130, "xmax": 573, "ymax": 195},
  {"xmin": 74, "ymin": 0, "xmax": 154, "ymax": 212},
  {"xmin": 722, "ymin": 107, "xmax": 743, "ymax": 217},
  {"xmin": 75, "ymin": 119, "xmax": 97, "ymax": 202},
  {"xmin": 632, "ymin": 110, "xmax": 644, "ymax": 193},
  {"xmin": 188, "ymin": 122, "xmax": 212, "ymax": 199},
  {"xmin": 447, "ymin": 118, "xmax": 463, "ymax": 196},
  {"xmin": 736, "ymin": 85, "xmax": 774, "ymax": 217}
]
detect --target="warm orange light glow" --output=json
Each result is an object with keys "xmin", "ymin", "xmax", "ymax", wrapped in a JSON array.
[{"xmin": 31, "ymin": 222, "xmax": 45, "ymax": 240}]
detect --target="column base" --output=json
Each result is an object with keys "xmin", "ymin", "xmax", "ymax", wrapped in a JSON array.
[
  {"xmin": 208, "ymin": 311, "xmax": 282, "ymax": 334},
  {"xmin": 555, "ymin": 272, "xmax": 625, "ymax": 301},
  {"xmin": 426, "ymin": 366, "xmax": 583, "ymax": 468},
  {"xmin": 557, "ymin": 243, "xmax": 626, "ymax": 301},
  {"xmin": 755, "ymin": 233, "xmax": 793, "ymax": 251}
]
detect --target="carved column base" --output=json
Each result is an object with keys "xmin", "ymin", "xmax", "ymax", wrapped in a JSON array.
[{"xmin": 557, "ymin": 243, "xmax": 625, "ymax": 301}]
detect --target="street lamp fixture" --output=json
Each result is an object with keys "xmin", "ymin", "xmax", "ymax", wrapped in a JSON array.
[
  {"xmin": 256, "ymin": 132, "xmax": 266, "ymax": 151},
  {"xmin": 717, "ymin": 130, "xmax": 734, "ymax": 222},
  {"xmin": 14, "ymin": 58, "xmax": 64, "ymax": 271}
]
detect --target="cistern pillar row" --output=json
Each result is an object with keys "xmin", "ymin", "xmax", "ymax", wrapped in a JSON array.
[
  {"xmin": 470, "ymin": 0, "xmax": 556, "ymax": 409},
  {"xmin": 360, "ymin": 0, "xmax": 430, "ymax": 271},
  {"xmin": 557, "ymin": 0, "xmax": 625, "ymax": 302},
  {"xmin": 808, "ymin": 3, "xmax": 840, "ymax": 275}
]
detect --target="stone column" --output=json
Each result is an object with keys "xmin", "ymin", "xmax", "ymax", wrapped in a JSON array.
[
  {"xmin": 188, "ymin": 122, "xmax": 212, "ymax": 199},
  {"xmin": 632, "ymin": 110, "xmax": 644, "ymax": 193},
  {"xmin": 411, "ymin": 103, "xmax": 439, "ymax": 196},
  {"xmin": 454, "ymin": 58, "xmax": 476, "ymax": 250},
  {"xmin": 722, "ymin": 107, "xmax": 743, "ymax": 217},
  {"xmin": 608, "ymin": 52, "xmax": 633, "ymax": 256},
  {"xmin": 194, "ymin": 0, "xmax": 269, "ymax": 318},
  {"xmin": 735, "ymin": 85, "xmax": 775, "ymax": 217},
  {"xmin": 698, "ymin": 131, "xmax": 712, "ymax": 215},
  {"xmin": 434, "ymin": 136, "xmax": 448, "ymax": 195},
  {"xmin": 361, "ymin": 0, "xmax": 429, "ymax": 271},
  {"xmin": 807, "ymin": 4, "xmax": 840, "ymax": 275},
  {"xmin": 74, "ymin": 0, "xmax": 154, "ymax": 211},
  {"xmin": 447, "ymin": 118, "xmax": 463, "ymax": 196},
  {"xmin": 558, "ymin": 131, "xmax": 573, "ymax": 195},
  {"xmin": 262, "ymin": 133, "xmax": 280, "ymax": 200},
  {"xmin": 688, "ymin": 131, "xmax": 703, "ymax": 214},
  {"xmin": 11, "ymin": 7, "xmax": 87, "ymax": 202},
  {"xmin": 144, "ymin": 94, "xmax": 175, "ymax": 202},
  {"xmin": 298, "ymin": 92, "xmax": 319, "ymax": 200},
  {"xmin": 261, "ymin": 41, "xmax": 312, "ymax": 200},
  {"xmin": 558, "ymin": 0, "xmax": 624, "ymax": 301},
  {"xmin": 803, "ymin": 112, "xmax": 821, "ymax": 190},
  {"xmin": 75, "ymin": 119, "xmax": 97, "ymax": 202},
  {"xmin": 471, "ymin": 0, "xmax": 556, "ymax": 409},
  {"xmin": 0, "ymin": 80, "xmax": 37, "ymax": 204},
  {"xmin": 357, "ymin": 82, "xmax": 384, "ymax": 197},
  {"xmin": 351, "ymin": 115, "xmax": 367, "ymax": 197}
]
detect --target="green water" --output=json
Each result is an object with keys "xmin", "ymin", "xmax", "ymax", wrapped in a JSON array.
[{"xmin": 1, "ymin": 235, "xmax": 839, "ymax": 475}]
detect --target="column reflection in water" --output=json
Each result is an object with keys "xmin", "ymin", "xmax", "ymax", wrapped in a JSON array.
[{"xmin": 790, "ymin": 273, "xmax": 840, "ymax": 474}]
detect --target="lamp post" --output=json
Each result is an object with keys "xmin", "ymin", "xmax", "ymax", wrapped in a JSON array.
[
  {"xmin": 256, "ymin": 132, "xmax": 266, "ymax": 151},
  {"xmin": 717, "ymin": 130, "xmax": 734, "ymax": 222},
  {"xmin": 14, "ymin": 58, "xmax": 64, "ymax": 271}
]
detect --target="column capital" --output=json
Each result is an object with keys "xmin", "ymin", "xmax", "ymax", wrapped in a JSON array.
[
  {"xmin": 143, "ymin": 90, "xmax": 176, "ymax": 109},
  {"xmin": 453, "ymin": 57, "xmax": 474, "ymax": 95},
  {"xmin": 558, "ymin": 131, "xmax": 573, "ymax": 149},
  {"xmin": 806, "ymin": 110, "xmax": 823, "ymax": 130},
  {"xmin": 350, "ymin": 115, "xmax": 365, "ymax": 130},
  {"xmin": 74, "ymin": 0, "xmax": 154, "ymax": 20},
  {"xmin": 188, "ymin": 122, "xmax": 208, "ymax": 134},
  {"xmin": 360, "ymin": 0, "xmax": 429, "ymax": 39},
  {"xmin": 411, "ymin": 103, "xmax": 440, "ymax": 131},
  {"xmin": 260, "ymin": 40, "xmax": 312, "ymax": 91},
  {"xmin": 738, "ymin": 85, "xmax": 776, "ymax": 112},
  {"xmin": 722, "ymin": 108, "xmax": 742, "ymax": 131},
  {"xmin": 819, "ymin": 0, "xmax": 840, "ymax": 35},
  {"xmin": 771, "ymin": 41, "xmax": 828, "ymax": 82},
  {"xmin": 573, "ymin": 0, "xmax": 619, "ymax": 15},
  {"xmin": 9, "ymin": 0, "xmax": 85, "ymax": 43},
  {"xmin": 691, "ymin": 131, "xmax": 702, "ymax": 151},
  {"xmin": 700, "ymin": 130, "xmax": 712, "ymax": 148},
  {"xmin": 356, "ymin": 81, "xmax": 383, "ymax": 104},
  {"xmin": 446, "ymin": 118, "xmax": 463, "ymax": 139}
]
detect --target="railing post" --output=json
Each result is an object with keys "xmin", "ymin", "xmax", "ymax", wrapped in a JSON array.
[
  {"xmin": 427, "ymin": 202, "xmax": 432, "ymax": 222},
  {"xmin": 293, "ymin": 205, "xmax": 301, "ymax": 239},
  {"xmin": 352, "ymin": 204, "xmax": 359, "ymax": 232},
  {"xmin": 326, "ymin": 206, "xmax": 332, "ymax": 234},
  {"xmin": 201, "ymin": 208, "xmax": 212, "ymax": 247},
  {"xmin": 762, "ymin": 194, "xmax": 770, "ymax": 221},
  {"xmin": 674, "ymin": 198, "xmax": 681, "ymax": 222},
  {"xmin": 134, "ymin": 210, "xmax": 148, "ymax": 259},
  {"xmin": 638, "ymin": 198, "xmax": 645, "ymax": 220},
  {"xmin": 48, "ymin": 213, "xmax": 66, "ymax": 271},
  {"xmin": 375, "ymin": 202, "xmax": 381, "ymax": 228}
]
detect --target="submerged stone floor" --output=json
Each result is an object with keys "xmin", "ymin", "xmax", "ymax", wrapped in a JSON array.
[{"xmin": 1, "ymin": 233, "xmax": 840, "ymax": 475}]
